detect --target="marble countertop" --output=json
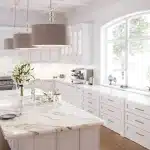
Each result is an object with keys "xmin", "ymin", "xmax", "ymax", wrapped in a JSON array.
[
  {"xmin": 30, "ymin": 77, "xmax": 150, "ymax": 106},
  {"xmin": 0, "ymin": 93, "xmax": 103, "ymax": 140}
]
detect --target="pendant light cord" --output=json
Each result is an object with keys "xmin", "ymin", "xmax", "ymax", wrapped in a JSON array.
[
  {"xmin": 13, "ymin": 1, "xmax": 17, "ymax": 31},
  {"xmin": 26, "ymin": 0, "xmax": 29, "ymax": 32},
  {"xmin": 49, "ymin": 0, "xmax": 53, "ymax": 23}
]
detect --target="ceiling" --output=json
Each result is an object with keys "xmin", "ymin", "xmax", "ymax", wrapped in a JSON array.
[{"xmin": 0, "ymin": 0, "xmax": 93, "ymax": 12}]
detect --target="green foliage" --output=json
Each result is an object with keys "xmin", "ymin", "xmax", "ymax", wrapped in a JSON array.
[
  {"xmin": 112, "ymin": 23, "xmax": 126, "ymax": 39},
  {"xmin": 130, "ymin": 16, "xmax": 149, "ymax": 37},
  {"xmin": 111, "ymin": 16, "xmax": 149, "ymax": 58},
  {"xmin": 12, "ymin": 62, "xmax": 34, "ymax": 85}
]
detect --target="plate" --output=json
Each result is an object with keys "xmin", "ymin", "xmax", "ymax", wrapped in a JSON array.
[{"xmin": 0, "ymin": 114, "xmax": 17, "ymax": 120}]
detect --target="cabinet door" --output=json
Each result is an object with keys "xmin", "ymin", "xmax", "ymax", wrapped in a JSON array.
[
  {"xmin": 17, "ymin": 50, "xmax": 30, "ymax": 62},
  {"xmin": 34, "ymin": 134, "xmax": 56, "ymax": 150},
  {"xmin": 42, "ymin": 80, "xmax": 54, "ymax": 92},
  {"xmin": 30, "ymin": 50, "xmax": 41, "ymax": 62},
  {"xmin": 57, "ymin": 130, "xmax": 79, "ymax": 150},
  {"xmin": 55, "ymin": 82, "xmax": 67, "ymax": 101},
  {"xmin": 18, "ymin": 137, "xmax": 34, "ymax": 150},
  {"xmin": 50, "ymin": 49, "xmax": 61, "ymax": 62},
  {"xmin": 41, "ymin": 49, "xmax": 50, "ymax": 62}
]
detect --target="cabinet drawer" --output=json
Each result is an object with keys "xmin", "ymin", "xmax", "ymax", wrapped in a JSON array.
[
  {"xmin": 83, "ymin": 96, "xmax": 99, "ymax": 109},
  {"xmin": 126, "ymin": 101, "xmax": 150, "ymax": 116},
  {"xmin": 100, "ymin": 103, "xmax": 121, "ymax": 119},
  {"xmin": 125, "ymin": 112, "xmax": 150, "ymax": 132},
  {"xmin": 125, "ymin": 124, "xmax": 150, "ymax": 149},
  {"xmin": 101, "ymin": 95, "xmax": 123, "ymax": 109},
  {"xmin": 83, "ymin": 105, "xmax": 99, "ymax": 116},
  {"xmin": 100, "ymin": 113, "xmax": 121, "ymax": 134},
  {"xmin": 83, "ymin": 90, "xmax": 99, "ymax": 99}
]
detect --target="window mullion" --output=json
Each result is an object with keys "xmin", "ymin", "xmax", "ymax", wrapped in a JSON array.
[
  {"xmin": 125, "ymin": 19, "xmax": 129, "ymax": 87},
  {"xmin": 105, "ymin": 27, "xmax": 108, "ymax": 84}
]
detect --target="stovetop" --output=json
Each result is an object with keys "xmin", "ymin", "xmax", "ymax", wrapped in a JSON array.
[{"xmin": 0, "ymin": 76, "xmax": 15, "ymax": 90}]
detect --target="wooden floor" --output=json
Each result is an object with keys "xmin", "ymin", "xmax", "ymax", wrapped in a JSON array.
[{"xmin": 100, "ymin": 126, "xmax": 148, "ymax": 150}]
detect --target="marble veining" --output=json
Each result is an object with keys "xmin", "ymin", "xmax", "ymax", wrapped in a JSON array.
[{"xmin": 0, "ymin": 100, "xmax": 103, "ymax": 140}]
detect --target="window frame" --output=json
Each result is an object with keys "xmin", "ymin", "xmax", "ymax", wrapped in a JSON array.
[{"xmin": 103, "ymin": 12, "xmax": 150, "ymax": 91}]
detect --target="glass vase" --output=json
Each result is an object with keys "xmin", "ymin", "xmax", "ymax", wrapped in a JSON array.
[{"xmin": 17, "ymin": 85, "xmax": 24, "ymax": 116}]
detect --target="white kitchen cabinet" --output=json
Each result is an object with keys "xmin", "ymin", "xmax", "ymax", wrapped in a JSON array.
[
  {"xmin": 125, "ymin": 99, "xmax": 150, "ymax": 149},
  {"xmin": 17, "ymin": 50, "xmax": 30, "ymax": 62},
  {"xmin": 50, "ymin": 49, "xmax": 61, "ymax": 62},
  {"xmin": 30, "ymin": 50, "xmax": 41, "ymax": 63},
  {"xmin": 33, "ymin": 79, "xmax": 54, "ymax": 92},
  {"xmin": 34, "ymin": 134, "xmax": 56, "ymax": 150},
  {"xmin": 101, "ymin": 112, "xmax": 121, "ymax": 134},
  {"xmin": 125, "ymin": 112, "xmax": 150, "ymax": 132},
  {"xmin": 125, "ymin": 124, "xmax": 150, "ymax": 149},
  {"xmin": 55, "ymin": 81, "xmax": 83, "ymax": 108},
  {"xmin": 40, "ymin": 49, "xmax": 51, "ymax": 62},
  {"xmin": 60, "ymin": 23, "xmax": 93, "ymax": 65},
  {"xmin": 100, "ymin": 95, "xmax": 125, "ymax": 136},
  {"xmin": 57, "ymin": 130, "xmax": 79, "ymax": 150},
  {"xmin": 80, "ymin": 126, "xmax": 100, "ymax": 150},
  {"xmin": 82, "ymin": 89, "xmax": 100, "ymax": 117},
  {"xmin": 55, "ymin": 81, "xmax": 68, "ymax": 102}
]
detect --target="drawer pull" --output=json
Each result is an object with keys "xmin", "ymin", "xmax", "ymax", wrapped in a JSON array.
[
  {"xmin": 135, "ymin": 108, "xmax": 144, "ymax": 112},
  {"xmin": 135, "ymin": 120, "xmax": 144, "ymax": 124},
  {"xmin": 88, "ymin": 110, "xmax": 93, "ymax": 113},
  {"xmin": 108, "ymin": 109, "xmax": 114, "ymax": 113},
  {"xmin": 108, "ymin": 99, "xmax": 113, "ymax": 102},
  {"xmin": 88, "ymin": 101, "xmax": 92, "ymax": 104},
  {"xmin": 136, "ymin": 132, "xmax": 144, "ymax": 137},
  {"xmin": 108, "ymin": 119, "xmax": 114, "ymax": 123},
  {"xmin": 88, "ymin": 93, "xmax": 92, "ymax": 95}
]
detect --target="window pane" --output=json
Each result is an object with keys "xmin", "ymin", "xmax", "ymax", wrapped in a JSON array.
[
  {"xmin": 107, "ymin": 21, "xmax": 126, "ymax": 40},
  {"xmin": 72, "ymin": 32, "xmax": 77, "ymax": 53},
  {"xmin": 129, "ymin": 15, "xmax": 150, "ymax": 38},
  {"xmin": 107, "ymin": 41, "xmax": 126, "ymax": 85},
  {"xmin": 128, "ymin": 40, "xmax": 150, "ymax": 89},
  {"xmin": 78, "ymin": 30, "xmax": 82, "ymax": 55}
]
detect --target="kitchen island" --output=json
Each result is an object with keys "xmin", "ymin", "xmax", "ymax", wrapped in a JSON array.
[{"xmin": 0, "ymin": 90, "xmax": 103, "ymax": 150}]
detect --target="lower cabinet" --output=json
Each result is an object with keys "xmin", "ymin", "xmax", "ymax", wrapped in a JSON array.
[
  {"xmin": 125, "ymin": 100, "xmax": 150, "ymax": 149},
  {"xmin": 33, "ymin": 80, "xmax": 54, "ymax": 92},
  {"xmin": 100, "ymin": 113, "xmax": 121, "ymax": 134},
  {"xmin": 125, "ymin": 124, "xmax": 150, "ymax": 149},
  {"xmin": 100, "ymin": 95, "xmax": 125, "ymax": 136},
  {"xmin": 8, "ymin": 127, "xmax": 100, "ymax": 150},
  {"xmin": 82, "ymin": 89, "xmax": 100, "ymax": 117},
  {"xmin": 55, "ymin": 82, "xmax": 83, "ymax": 108}
]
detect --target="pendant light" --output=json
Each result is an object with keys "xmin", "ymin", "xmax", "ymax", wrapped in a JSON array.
[
  {"xmin": 13, "ymin": 0, "xmax": 32, "ymax": 49},
  {"xmin": 31, "ymin": 0, "xmax": 67, "ymax": 47},
  {"xmin": 4, "ymin": 38, "xmax": 13, "ymax": 49},
  {"xmin": 3, "ymin": 1, "xmax": 17, "ymax": 50}
]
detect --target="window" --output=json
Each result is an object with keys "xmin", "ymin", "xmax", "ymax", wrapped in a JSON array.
[{"xmin": 102, "ymin": 12, "xmax": 150, "ymax": 90}]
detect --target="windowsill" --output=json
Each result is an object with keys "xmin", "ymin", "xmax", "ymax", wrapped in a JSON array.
[{"xmin": 101, "ymin": 84, "xmax": 150, "ymax": 96}]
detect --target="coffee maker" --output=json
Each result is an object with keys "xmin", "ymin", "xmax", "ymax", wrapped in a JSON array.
[{"xmin": 71, "ymin": 68, "xmax": 93, "ymax": 84}]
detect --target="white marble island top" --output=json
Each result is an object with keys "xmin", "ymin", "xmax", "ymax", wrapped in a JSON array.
[{"xmin": 0, "ymin": 100, "xmax": 103, "ymax": 140}]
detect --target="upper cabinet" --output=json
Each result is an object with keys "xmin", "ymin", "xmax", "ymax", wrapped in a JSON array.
[{"xmin": 60, "ymin": 23, "xmax": 93, "ymax": 65}]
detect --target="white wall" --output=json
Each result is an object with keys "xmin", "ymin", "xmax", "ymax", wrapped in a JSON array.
[{"xmin": 66, "ymin": 0, "xmax": 150, "ymax": 84}]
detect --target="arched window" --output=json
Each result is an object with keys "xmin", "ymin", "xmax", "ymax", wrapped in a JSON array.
[{"xmin": 101, "ymin": 12, "xmax": 150, "ymax": 91}]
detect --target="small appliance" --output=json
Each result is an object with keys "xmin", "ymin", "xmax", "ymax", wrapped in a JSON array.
[{"xmin": 71, "ymin": 68, "xmax": 93, "ymax": 84}]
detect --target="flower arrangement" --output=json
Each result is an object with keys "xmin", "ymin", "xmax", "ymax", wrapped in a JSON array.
[{"xmin": 12, "ymin": 62, "xmax": 34, "ymax": 96}]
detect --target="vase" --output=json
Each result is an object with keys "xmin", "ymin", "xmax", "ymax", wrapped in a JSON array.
[{"xmin": 17, "ymin": 85, "xmax": 24, "ymax": 116}]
